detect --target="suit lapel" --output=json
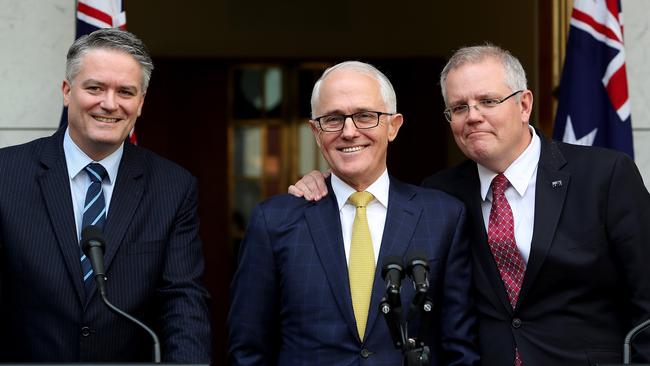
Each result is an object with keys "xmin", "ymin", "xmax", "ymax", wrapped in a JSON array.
[
  {"xmin": 37, "ymin": 131, "xmax": 86, "ymax": 305},
  {"xmin": 365, "ymin": 178, "xmax": 421, "ymax": 340},
  {"xmin": 305, "ymin": 179, "xmax": 359, "ymax": 340},
  {"xmin": 519, "ymin": 138, "xmax": 569, "ymax": 302},
  {"xmin": 455, "ymin": 162, "xmax": 514, "ymax": 312},
  {"xmin": 104, "ymin": 143, "xmax": 145, "ymax": 269},
  {"xmin": 86, "ymin": 143, "xmax": 145, "ymax": 302}
]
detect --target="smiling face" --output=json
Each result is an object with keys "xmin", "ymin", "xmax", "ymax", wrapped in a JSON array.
[
  {"xmin": 63, "ymin": 48, "xmax": 146, "ymax": 160},
  {"xmin": 311, "ymin": 69, "xmax": 403, "ymax": 191},
  {"xmin": 444, "ymin": 57, "xmax": 533, "ymax": 173}
]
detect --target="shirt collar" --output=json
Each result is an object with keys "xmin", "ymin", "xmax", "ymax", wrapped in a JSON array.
[
  {"xmin": 63, "ymin": 127, "xmax": 124, "ymax": 184},
  {"xmin": 331, "ymin": 169, "xmax": 390, "ymax": 211},
  {"xmin": 477, "ymin": 125, "xmax": 541, "ymax": 201}
]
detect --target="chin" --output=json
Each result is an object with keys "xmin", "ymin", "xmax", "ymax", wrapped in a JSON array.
[
  {"xmin": 90, "ymin": 135, "xmax": 126, "ymax": 147},
  {"xmin": 469, "ymin": 149, "xmax": 495, "ymax": 164}
]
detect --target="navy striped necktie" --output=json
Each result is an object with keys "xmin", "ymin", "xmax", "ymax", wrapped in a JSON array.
[{"xmin": 80, "ymin": 163, "xmax": 108, "ymax": 296}]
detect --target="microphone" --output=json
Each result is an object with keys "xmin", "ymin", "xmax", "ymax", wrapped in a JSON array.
[
  {"xmin": 81, "ymin": 226, "xmax": 108, "ymax": 296},
  {"xmin": 405, "ymin": 252, "xmax": 430, "ymax": 308},
  {"xmin": 81, "ymin": 226, "xmax": 162, "ymax": 363},
  {"xmin": 381, "ymin": 256, "xmax": 405, "ymax": 308}
]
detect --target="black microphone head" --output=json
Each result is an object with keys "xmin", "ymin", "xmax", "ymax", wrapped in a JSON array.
[
  {"xmin": 81, "ymin": 225, "xmax": 106, "ymax": 256},
  {"xmin": 381, "ymin": 255, "xmax": 405, "ymax": 280},
  {"xmin": 405, "ymin": 251, "xmax": 429, "ymax": 276}
]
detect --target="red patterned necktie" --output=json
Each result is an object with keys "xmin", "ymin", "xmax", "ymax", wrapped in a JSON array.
[{"xmin": 488, "ymin": 174, "xmax": 526, "ymax": 366}]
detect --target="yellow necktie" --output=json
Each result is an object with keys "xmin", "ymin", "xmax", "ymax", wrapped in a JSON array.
[{"xmin": 348, "ymin": 191, "xmax": 375, "ymax": 341}]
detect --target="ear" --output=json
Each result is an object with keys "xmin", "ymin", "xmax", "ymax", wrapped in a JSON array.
[
  {"xmin": 309, "ymin": 120, "xmax": 322, "ymax": 148},
  {"xmin": 519, "ymin": 90, "xmax": 534, "ymax": 123},
  {"xmin": 387, "ymin": 113, "xmax": 404, "ymax": 142},
  {"xmin": 62, "ymin": 80, "xmax": 72, "ymax": 107}
]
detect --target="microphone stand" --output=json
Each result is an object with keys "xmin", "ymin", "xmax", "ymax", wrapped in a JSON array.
[
  {"xmin": 380, "ymin": 287, "xmax": 432, "ymax": 366},
  {"xmin": 623, "ymin": 318, "xmax": 650, "ymax": 364},
  {"xmin": 83, "ymin": 225, "xmax": 162, "ymax": 363},
  {"xmin": 94, "ymin": 274, "xmax": 161, "ymax": 363},
  {"xmin": 380, "ymin": 296, "xmax": 406, "ymax": 350},
  {"xmin": 404, "ymin": 293, "xmax": 433, "ymax": 366}
]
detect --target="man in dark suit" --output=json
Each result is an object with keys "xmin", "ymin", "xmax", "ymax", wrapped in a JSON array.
[
  {"xmin": 228, "ymin": 61, "xmax": 479, "ymax": 365},
  {"xmin": 0, "ymin": 28, "xmax": 211, "ymax": 362},
  {"xmin": 289, "ymin": 45, "xmax": 650, "ymax": 365}
]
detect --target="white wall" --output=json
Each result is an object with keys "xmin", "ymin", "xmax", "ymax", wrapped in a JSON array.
[
  {"xmin": 0, "ymin": 0, "xmax": 73, "ymax": 147},
  {"xmin": 623, "ymin": 0, "xmax": 650, "ymax": 184}
]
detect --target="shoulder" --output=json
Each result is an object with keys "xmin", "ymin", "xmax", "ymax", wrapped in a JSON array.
[
  {"xmin": 421, "ymin": 160, "xmax": 474, "ymax": 188},
  {"xmin": 0, "ymin": 134, "xmax": 61, "ymax": 182},
  {"xmin": 391, "ymin": 177, "xmax": 465, "ymax": 213},
  {"xmin": 125, "ymin": 143, "xmax": 195, "ymax": 185},
  {"xmin": 0, "ymin": 134, "xmax": 52, "ymax": 163},
  {"xmin": 258, "ymin": 193, "xmax": 321, "ymax": 215},
  {"xmin": 545, "ymin": 139, "xmax": 635, "ymax": 174},
  {"xmin": 247, "ymin": 193, "xmax": 326, "ymax": 231}
]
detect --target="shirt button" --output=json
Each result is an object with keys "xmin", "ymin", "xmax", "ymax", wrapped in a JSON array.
[
  {"xmin": 512, "ymin": 318, "xmax": 522, "ymax": 328},
  {"xmin": 360, "ymin": 348, "xmax": 372, "ymax": 358}
]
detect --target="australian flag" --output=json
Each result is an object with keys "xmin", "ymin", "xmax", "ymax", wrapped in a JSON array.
[
  {"xmin": 553, "ymin": 0, "xmax": 633, "ymax": 158},
  {"xmin": 61, "ymin": 0, "xmax": 137, "ymax": 143}
]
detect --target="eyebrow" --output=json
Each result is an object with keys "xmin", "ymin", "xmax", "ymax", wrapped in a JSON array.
[
  {"xmin": 450, "ymin": 92, "xmax": 501, "ymax": 105},
  {"xmin": 81, "ymin": 79, "xmax": 139, "ymax": 93},
  {"xmin": 319, "ymin": 107, "xmax": 377, "ymax": 115}
]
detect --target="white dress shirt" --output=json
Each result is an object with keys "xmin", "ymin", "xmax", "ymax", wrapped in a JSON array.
[
  {"xmin": 331, "ymin": 169, "xmax": 390, "ymax": 265},
  {"xmin": 477, "ymin": 126, "xmax": 540, "ymax": 263},
  {"xmin": 63, "ymin": 128, "xmax": 123, "ymax": 242}
]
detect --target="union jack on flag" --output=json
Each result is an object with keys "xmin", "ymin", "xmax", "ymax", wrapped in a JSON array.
[
  {"xmin": 76, "ymin": 0, "xmax": 126, "ymax": 35},
  {"xmin": 61, "ymin": 0, "xmax": 137, "ymax": 144},
  {"xmin": 553, "ymin": 0, "xmax": 633, "ymax": 157}
]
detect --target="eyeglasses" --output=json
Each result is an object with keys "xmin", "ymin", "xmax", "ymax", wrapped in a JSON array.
[
  {"xmin": 443, "ymin": 90, "xmax": 523, "ymax": 123},
  {"xmin": 311, "ymin": 111, "xmax": 394, "ymax": 132}
]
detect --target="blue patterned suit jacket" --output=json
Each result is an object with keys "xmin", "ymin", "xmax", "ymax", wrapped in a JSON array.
[
  {"xmin": 228, "ymin": 176, "xmax": 479, "ymax": 366},
  {"xmin": 0, "ymin": 129, "xmax": 211, "ymax": 362}
]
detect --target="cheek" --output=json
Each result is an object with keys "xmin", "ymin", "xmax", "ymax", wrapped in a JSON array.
[
  {"xmin": 319, "ymin": 135, "xmax": 338, "ymax": 152},
  {"xmin": 450, "ymin": 124, "xmax": 464, "ymax": 140},
  {"xmin": 74, "ymin": 95, "xmax": 100, "ymax": 113},
  {"xmin": 126, "ymin": 102, "xmax": 141, "ymax": 117}
]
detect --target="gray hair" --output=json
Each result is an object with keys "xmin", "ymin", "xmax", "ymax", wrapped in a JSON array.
[
  {"xmin": 440, "ymin": 44, "xmax": 527, "ymax": 105},
  {"xmin": 66, "ymin": 28, "xmax": 154, "ymax": 91},
  {"xmin": 310, "ymin": 61, "xmax": 397, "ymax": 118}
]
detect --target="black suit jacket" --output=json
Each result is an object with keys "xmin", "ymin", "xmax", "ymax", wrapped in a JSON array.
[
  {"xmin": 0, "ymin": 130, "xmax": 211, "ymax": 362},
  {"xmin": 423, "ymin": 135, "xmax": 650, "ymax": 366}
]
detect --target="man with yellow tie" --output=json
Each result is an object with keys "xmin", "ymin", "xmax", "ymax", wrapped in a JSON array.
[{"xmin": 227, "ymin": 61, "xmax": 479, "ymax": 366}]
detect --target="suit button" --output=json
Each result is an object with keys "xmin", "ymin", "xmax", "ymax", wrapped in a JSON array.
[
  {"xmin": 81, "ymin": 326, "xmax": 91, "ymax": 337},
  {"xmin": 512, "ymin": 318, "xmax": 522, "ymax": 329},
  {"xmin": 360, "ymin": 348, "xmax": 372, "ymax": 358}
]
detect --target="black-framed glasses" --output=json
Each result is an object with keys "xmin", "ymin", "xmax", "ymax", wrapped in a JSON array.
[
  {"xmin": 311, "ymin": 111, "xmax": 394, "ymax": 132},
  {"xmin": 443, "ymin": 90, "xmax": 523, "ymax": 123}
]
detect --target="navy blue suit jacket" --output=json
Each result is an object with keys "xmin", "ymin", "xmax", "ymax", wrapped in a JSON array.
[
  {"xmin": 228, "ymin": 176, "xmax": 479, "ymax": 366},
  {"xmin": 0, "ymin": 130, "xmax": 211, "ymax": 362},
  {"xmin": 423, "ymin": 135, "xmax": 650, "ymax": 365}
]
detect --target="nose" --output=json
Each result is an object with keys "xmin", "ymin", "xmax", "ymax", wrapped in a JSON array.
[
  {"xmin": 466, "ymin": 103, "xmax": 483, "ymax": 122},
  {"xmin": 100, "ymin": 91, "xmax": 118, "ymax": 111},
  {"xmin": 340, "ymin": 116, "xmax": 360, "ymax": 138}
]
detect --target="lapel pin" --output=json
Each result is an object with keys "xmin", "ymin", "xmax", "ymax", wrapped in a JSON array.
[{"xmin": 551, "ymin": 180, "xmax": 562, "ymax": 188}]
